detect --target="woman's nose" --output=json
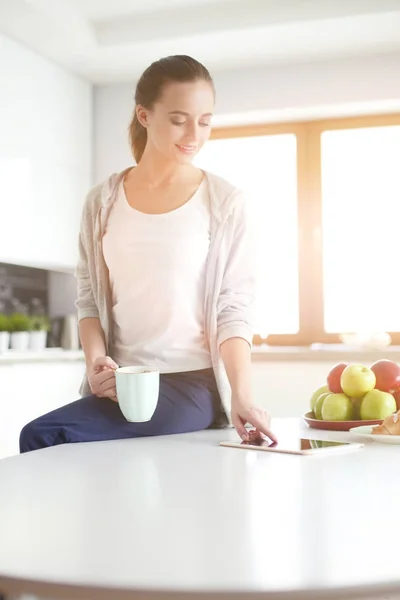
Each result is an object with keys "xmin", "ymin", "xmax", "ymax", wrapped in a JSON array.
[{"xmin": 183, "ymin": 121, "xmax": 198, "ymax": 142}]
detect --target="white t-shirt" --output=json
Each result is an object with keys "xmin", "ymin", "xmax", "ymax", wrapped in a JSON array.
[{"xmin": 102, "ymin": 180, "xmax": 212, "ymax": 373}]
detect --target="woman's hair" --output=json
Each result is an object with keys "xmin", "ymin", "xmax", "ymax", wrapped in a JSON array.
[{"xmin": 129, "ymin": 55, "xmax": 214, "ymax": 163}]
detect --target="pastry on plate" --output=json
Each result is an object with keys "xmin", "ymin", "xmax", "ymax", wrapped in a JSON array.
[{"xmin": 372, "ymin": 410, "xmax": 400, "ymax": 435}]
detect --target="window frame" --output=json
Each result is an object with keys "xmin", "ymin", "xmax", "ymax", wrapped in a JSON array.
[{"xmin": 211, "ymin": 114, "xmax": 400, "ymax": 346}]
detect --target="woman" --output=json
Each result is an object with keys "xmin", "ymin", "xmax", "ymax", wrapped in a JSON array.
[{"xmin": 20, "ymin": 55, "xmax": 276, "ymax": 453}]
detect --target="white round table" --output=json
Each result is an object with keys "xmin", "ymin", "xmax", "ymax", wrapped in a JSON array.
[{"xmin": 0, "ymin": 417, "xmax": 399, "ymax": 600}]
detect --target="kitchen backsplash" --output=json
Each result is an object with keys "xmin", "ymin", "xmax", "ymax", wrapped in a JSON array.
[{"xmin": 0, "ymin": 262, "xmax": 48, "ymax": 315}]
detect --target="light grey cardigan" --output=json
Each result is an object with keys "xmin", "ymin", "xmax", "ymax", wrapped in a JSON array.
[{"xmin": 75, "ymin": 168, "xmax": 256, "ymax": 424}]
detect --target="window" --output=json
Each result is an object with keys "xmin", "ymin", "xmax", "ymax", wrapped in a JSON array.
[
  {"xmin": 321, "ymin": 125, "xmax": 400, "ymax": 333},
  {"xmin": 199, "ymin": 115, "xmax": 400, "ymax": 345}
]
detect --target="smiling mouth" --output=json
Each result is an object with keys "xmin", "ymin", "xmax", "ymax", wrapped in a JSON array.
[{"xmin": 176, "ymin": 144, "xmax": 197, "ymax": 153}]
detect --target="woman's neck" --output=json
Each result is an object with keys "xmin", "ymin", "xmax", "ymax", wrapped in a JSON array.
[{"xmin": 131, "ymin": 147, "xmax": 196, "ymax": 188}]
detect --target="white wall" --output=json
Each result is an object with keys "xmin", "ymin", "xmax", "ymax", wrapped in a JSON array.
[
  {"xmin": 94, "ymin": 82, "xmax": 134, "ymax": 182},
  {"xmin": 94, "ymin": 53, "xmax": 400, "ymax": 182},
  {"xmin": 253, "ymin": 360, "xmax": 364, "ymax": 418},
  {"xmin": 211, "ymin": 53, "xmax": 400, "ymax": 121},
  {"xmin": 0, "ymin": 34, "xmax": 93, "ymax": 272}
]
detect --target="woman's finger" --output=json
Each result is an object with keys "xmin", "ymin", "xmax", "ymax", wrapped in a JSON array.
[
  {"xmin": 232, "ymin": 414, "xmax": 248, "ymax": 441},
  {"xmin": 94, "ymin": 369, "xmax": 116, "ymax": 386},
  {"xmin": 102, "ymin": 388, "xmax": 117, "ymax": 400},
  {"xmin": 93, "ymin": 356, "xmax": 119, "ymax": 372},
  {"xmin": 245, "ymin": 410, "xmax": 277, "ymax": 443},
  {"xmin": 100, "ymin": 382, "xmax": 117, "ymax": 397}
]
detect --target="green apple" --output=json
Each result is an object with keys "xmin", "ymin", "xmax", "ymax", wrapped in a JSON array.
[
  {"xmin": 360, "ymin": 389, "xmax": 396, "ymax": 420},
  {"xmin": 321, "ymin": 393, "xmax": 354, "ymax": 421},
  {"xmin": 310, "ymin": 385, "xmax": 329, "ymax": 412},
  {"xmin": 350, "ymin": 397, "xmax": 363, "ymax": 420},
  {"xmin": 315, "ymin": 392, "xmax": 331, "ymax": 419},
  {"xmin": 340, "ymin": 364, "xmax": 376, "ymax": 398}
]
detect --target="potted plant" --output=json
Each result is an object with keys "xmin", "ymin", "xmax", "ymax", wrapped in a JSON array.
[
  {"xmin": 29, "ymin": 315, "xmax": 50, "ymax": 351},
  {"xmin": 0, "ymin": 313, "xmax": 10, "ymax": 353},
  {"xmin": 9, "ymin": 312, "xmax": 31, "ymax": 351}
]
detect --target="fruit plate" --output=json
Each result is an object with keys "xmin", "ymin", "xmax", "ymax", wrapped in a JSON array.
[
  {"xmin": 349, "ymin": 425, "xmax": 400, "ymax": 444},
  {"xmin": 303, "ymin": 411, "xmax": 383, "ymax": 432}
]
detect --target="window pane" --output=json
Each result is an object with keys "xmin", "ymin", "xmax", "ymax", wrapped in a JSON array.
[
  {"xmin": 195, "ymin": 134, "xmax": 299, "ymax": 335},
  {"xmin": 321, "ymin": 126, "xmax": 400, "ymax": 333}
]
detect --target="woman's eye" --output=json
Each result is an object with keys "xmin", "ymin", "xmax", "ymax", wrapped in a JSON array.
[{"xmin": 171, "ymin": 120, "xmax": 210, "ymax": 127}]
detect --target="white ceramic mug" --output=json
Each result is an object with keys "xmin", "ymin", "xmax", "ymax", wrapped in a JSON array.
[{"xmin": 115, "ymin": 366, "xmax": 160, "ymax": 422}]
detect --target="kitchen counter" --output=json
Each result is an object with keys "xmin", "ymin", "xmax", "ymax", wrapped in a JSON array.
[
  {"xmin": 2, "ymin": 345, "xmax": 400, "ymax": 365},
  {"xmin": 252, "ymin": 344, "xmax": 400, "ymax": 362},
  {"xmin": 0, "ymin": 349, "xmax": 85, "ymax": 364}
]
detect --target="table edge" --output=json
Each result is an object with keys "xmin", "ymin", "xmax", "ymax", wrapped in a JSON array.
[{"xmin": 1, "ymin": 574, "xmax": 400, "ymax": 600}]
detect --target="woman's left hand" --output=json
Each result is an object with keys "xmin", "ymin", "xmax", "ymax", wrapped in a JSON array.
[{"xmin": 231, "ymin": 399, "xmax": 278, "ymax": 443}]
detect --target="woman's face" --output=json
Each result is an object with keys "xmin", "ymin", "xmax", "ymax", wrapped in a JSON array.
[{"xmin": 137, "ymin": 79, "xmax": 214, "ymax": 164}]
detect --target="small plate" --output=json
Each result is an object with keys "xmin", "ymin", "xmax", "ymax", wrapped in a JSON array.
[
  {"xmin": 303, "ymin": 411, "xmax": 383, "ymax": 432},
  {"xmin": 349, "ymin": 425, "xmax": 400, "ymax": 444}
]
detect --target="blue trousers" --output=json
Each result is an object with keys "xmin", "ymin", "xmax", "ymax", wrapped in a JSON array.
[{"xmin": 20, "ymin": 368, "xmax": 221, "ymax": 453}]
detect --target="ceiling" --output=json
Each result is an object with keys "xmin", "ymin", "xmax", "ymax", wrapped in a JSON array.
[{"xmin": 1, "ymin": 0, "xmax": 400, "ymax": 84}]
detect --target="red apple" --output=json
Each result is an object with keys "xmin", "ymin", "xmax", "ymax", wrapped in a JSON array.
[
  {"xmin": 370, "ymin": 359, "xmax": 400, "ymax": 393},
  {"xmin": 327, "ymin": 363, "xmax": 348, "ymax": 393},
  {"xmin": 393, "ymin": 389, "xmax": 400, "ymax": 411}
]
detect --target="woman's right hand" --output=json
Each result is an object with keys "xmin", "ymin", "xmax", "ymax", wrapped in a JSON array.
[{"xmin": 88, "ymin": 356, "xmax": 119, "ymax": 402}]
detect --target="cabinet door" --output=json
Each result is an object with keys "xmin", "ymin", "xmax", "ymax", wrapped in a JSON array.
[
  {"xmin": 0, "ymin": 361, "xmax": 86, "ymax": 459},
  {"xmin": 30, "ymin": 161, "xmax": 89, "ymax": 270},
  {"xmin": 0, "ymin": 35, "xmax": 92, "ymax": 272},
  {"xmin": 0, "ymin": 157, "xmax": 89, "ymax": 271}
]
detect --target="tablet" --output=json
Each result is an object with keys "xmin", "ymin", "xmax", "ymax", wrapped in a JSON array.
[{"xmin": 220, "ymin": 437, "xmax": 364, "ymax": 456}]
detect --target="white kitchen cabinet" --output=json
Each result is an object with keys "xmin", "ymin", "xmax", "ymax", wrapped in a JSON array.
[
  {"xmin": 0, "ymin": 358, "xmax": 86, "ymax": 459},
  {"xmin": 0, "ymin": 34, "xmax": 92, "ymax": 271}
]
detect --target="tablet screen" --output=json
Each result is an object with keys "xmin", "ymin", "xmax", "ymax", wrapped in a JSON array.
[{"xmin": 240, "ymin": 437, "xmax": 355, "ymax": 451}]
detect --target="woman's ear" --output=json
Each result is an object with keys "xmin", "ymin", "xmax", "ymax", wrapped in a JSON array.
[{"xmin": 136, "ymin": 105, "xmax": 150, "ymax": 128}]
